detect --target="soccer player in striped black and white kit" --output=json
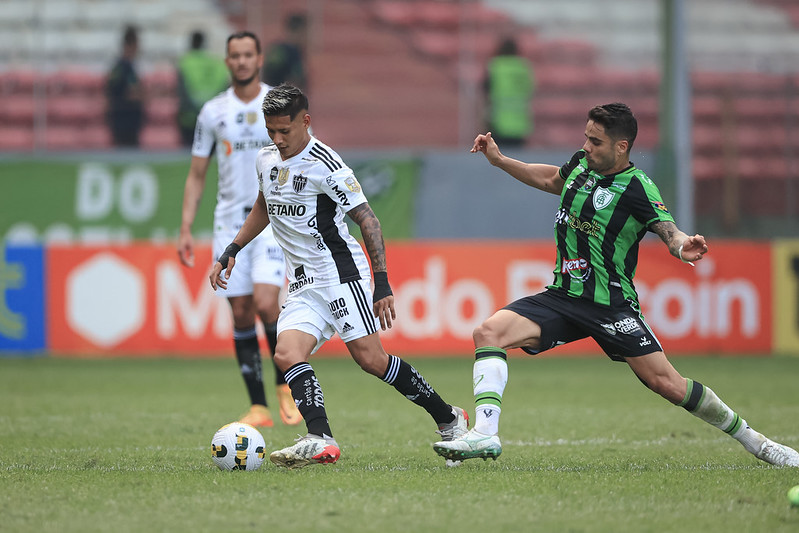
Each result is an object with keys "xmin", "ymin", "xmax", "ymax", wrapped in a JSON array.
[
  {"xmin": 179, "ymin": 32, "xmax": 301, "ymax": 428},
  {"xmin": 434, "ymin": 102, "xmax": 799, "ymax": 468},
  {"xmin": 210, "ymin": 84, "xmax": 468, "ymax": 469}
]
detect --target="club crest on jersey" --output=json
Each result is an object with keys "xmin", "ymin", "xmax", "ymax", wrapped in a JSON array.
[
  {"xmin": 593, "ymin": 188, "xmax": 615, "ymax": 210},
  {"xmin": 277, "ymin": 168, "xmax": 290, "ymax": 185},
  {"xmin": 293, "ymin": 174, "xmax": 308, "ymax": 193},
  {"xmin": 344, "ymin": 176, "xmax": 361, "ymax": 193}
]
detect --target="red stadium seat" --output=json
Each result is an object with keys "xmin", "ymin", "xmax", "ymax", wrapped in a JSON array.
[
  {"xmin": 0, "ymin": 94, "xmax": 36, "ymax": 125},
  {"xmin": 140, "ymin": 124, "xmax": 180, "ymax": 150},
  {"xmin": 412, "ymin": 29, "xmax": 460, "ymax": 61},
  {"xmin": 145, "ymin": 97, "xmax": 178, "ymax": 125},
  {"xmin": 372, "ymin": 0, "xmax": 417, "ymax": 27},
  {"xmin": 46, "ymin": 94, "xmax": 104, "ymax": 125},
  {"xmin": 0, "ymin": 126, "xmax": 35, "ymax": 151}
]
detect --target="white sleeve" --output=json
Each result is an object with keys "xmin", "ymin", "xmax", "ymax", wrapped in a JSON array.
[
  {"xmin": 255, "ymin": 150, "xmax": 265, "ymax": 194},
  {"xmin": 191, "ymin": 104, "xmax": 215, "ymax": 158},
  {"xmin": 321, "ymin": 167, "xmax": 368, "ymax": 212}
]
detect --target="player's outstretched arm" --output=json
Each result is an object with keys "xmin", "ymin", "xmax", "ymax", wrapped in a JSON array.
[
  {"xmin": 650, "ymin": 220, "xmax": 708, "ymax": 265},
  {"xmin": 178, "ymin": 155, "xmax": 212, "ymax": 267},
  {"xmin": 470, "ymin": 132, "xmax": 563, "ymax": 195},
  {"xmin": 347, "ymin": 202, "xmax": 396, "ymax": 330},
  {"xmin": 209, "ymin": 191, "xmax": 270, "ymax": 291}
]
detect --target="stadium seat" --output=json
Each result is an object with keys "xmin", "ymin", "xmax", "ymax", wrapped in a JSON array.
[
  {"xmin": 0, "ymin": 126, "xmax": 35, "ymax": 151},
  {"xmin": 44, "ymin": 125, "xmax": 86, "ymax": 150},
  {"xmin": 83, "ymin": 124, "xmax": 112, "ymax": 149},
  {"xmin": 692, "ymin": 154, "xmax": 723, "ymax": 181},
  {"xmin": 411, "ymin": 29, "xmax": 460, "ymax": 61},
  {"xmin": 46, "ymin": 94, "xmax": 104, "ymax": 125},
  {"xmin": 371, "ymin": 0, "xmax": 416, "ymax": 27},
  {"xmin": 1, "ymin": 95, "xmax": 36, "ymax": 125},
  {"xmin": 142, "ymin": 70, "xmax": 177, "ymax": 97},
  {"xmin": 145, "ymin": 97, "xmax": 178, "ymax": 125},
  {"xmin": 416, "ymin": 2, "xmax": 461, "ymax": 30},
  {"xmin": 46, "ymin": 69, "xmax": 105, "ymax": 95},
  {"xmin": 140, "ymin": 124, "xmax": 180, "ymax": 150}
]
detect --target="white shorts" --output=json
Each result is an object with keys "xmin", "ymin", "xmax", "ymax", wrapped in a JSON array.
[
  {"xmin": 277, "ymin": 278, "xmax": 378, "ymax": 354},
  {"xmin": 213, "ymin": 225, "xmax": 286, "ymax": 298}
]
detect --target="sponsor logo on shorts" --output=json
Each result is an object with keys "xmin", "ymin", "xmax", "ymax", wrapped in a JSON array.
[
  {"xmin": 612, "ymin": 317, "xmax": 643, "ymax": 335},
  {"xmin": 328, "ymin": 297, "xmax": 349, "ymax": 320},
  {"xmin": 601, "ymin": 323, "xmax": 617, "ymax": 336},
  {"xmin": 639, "ymin": 336, "xmax": 652, "ymax": 347}
]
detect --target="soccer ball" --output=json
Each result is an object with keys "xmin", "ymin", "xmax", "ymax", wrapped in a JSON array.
[{"xmin": 211, "ymin": 422, "xmax": 266, "ymax": 471}]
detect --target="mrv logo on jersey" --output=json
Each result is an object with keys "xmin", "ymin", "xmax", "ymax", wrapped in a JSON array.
[{"xmin": 267, "ymin": 204, "xmax": 307, "ymax": 217}]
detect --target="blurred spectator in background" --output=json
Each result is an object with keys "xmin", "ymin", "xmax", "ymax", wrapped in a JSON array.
[
  {"xmin": 106, "ymin": 25, "xmax": 144, "ymax": 147},
  {"xmin": 176, "ymin": 30, "xmax": 229, "ymax": 147},
  {"xmin": 262, "ymin": 13, "xmax": 308, "ymax": 91},
  {"xmin": 484, "ymin": 36, "xmax": 535, "ymax": 147}
]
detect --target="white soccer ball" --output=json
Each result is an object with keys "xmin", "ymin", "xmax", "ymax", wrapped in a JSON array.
[{"xmin": 211, "ymin": 422, "xmax": 266, "ymax": 471}]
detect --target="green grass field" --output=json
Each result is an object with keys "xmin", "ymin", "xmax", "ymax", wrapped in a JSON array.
[{"xmin": 1, "ymin": 355, "xmax": 798, "ymax": 532}]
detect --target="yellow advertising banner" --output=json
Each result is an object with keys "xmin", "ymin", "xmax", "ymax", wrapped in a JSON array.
[{"xmin": 773, "ymin": 239, "xmax": 799, "ymax": 355}]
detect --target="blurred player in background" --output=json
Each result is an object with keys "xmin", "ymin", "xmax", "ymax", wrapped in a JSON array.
[
  {"xmin": 178, "ymin": 31, "xmax": 301, "ymax": 428},
  {"xmin": 176, "ymin": 30, "xmax": 229, "ymax": 147},
  {"xmin": 434, "ymin": 102, "xmax": 799, "ymax": 468},
  {"xmin": 105, "ymin": 25, "xmax": 144, "ymax": 147},
  {"xmin": 262, "ymin": 13, "xmax": 308, "ymax": 92},
  {"xmin": 210, "ymin": 84, "xmax": 468, "ymax": 469}
]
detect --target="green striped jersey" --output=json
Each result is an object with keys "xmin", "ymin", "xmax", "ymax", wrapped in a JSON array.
[{"xmin": 548, "ymin": 150, "xmax": 675, "ymax": 306}]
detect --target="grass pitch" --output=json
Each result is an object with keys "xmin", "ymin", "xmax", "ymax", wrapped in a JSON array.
[{"xmin": 1, "ymin": 355, "xmax": 798, "ymax": 532}]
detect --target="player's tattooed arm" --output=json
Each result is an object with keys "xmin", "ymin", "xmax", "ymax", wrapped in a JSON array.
[
  {"xmin": 650, "ymin": 220, "xmax": 708, "ymax": 263},
  {"xmin": 347, "ymin": 203, "xmax": 387, "ymax": 272}
]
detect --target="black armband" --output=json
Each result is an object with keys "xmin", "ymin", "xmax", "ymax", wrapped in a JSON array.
[
  {"xmin": 217, "ymin": 243, "xmax": 241, "ymax": 268},
  {"xmin": 372, "ymin": 271, "xmax": 393, "ymax": 302}
]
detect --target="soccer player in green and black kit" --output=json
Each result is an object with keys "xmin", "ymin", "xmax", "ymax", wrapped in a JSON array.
[{"xmin": 434, "ymin": 102, "xmax": 799, "ymax": 467}]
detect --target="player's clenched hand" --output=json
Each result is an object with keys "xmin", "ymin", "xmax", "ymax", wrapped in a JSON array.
[
  {"xmin": 679, "ymin": 234, "xmax": 708, "ymax": 263},
  {"xmin": 373, "ymin": 294, "xmax": 395, "ymax": 330}
]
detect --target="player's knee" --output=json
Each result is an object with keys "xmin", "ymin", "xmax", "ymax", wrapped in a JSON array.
[
  {"xmin": 473, "ymin": 321, "xmax": 500, "ymax": 346},
  {"xmin": 272, "ymin": 351, "xmax": 297, "ymax": 373}
]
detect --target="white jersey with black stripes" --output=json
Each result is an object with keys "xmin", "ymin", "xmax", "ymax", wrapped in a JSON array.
[
  {"xmin": 255, "ymin": 136, "xmax": 371, "ymax": 294},
  {"xmin": 193, "ymin": 83, "xmax": 274, "ymax": 231}
]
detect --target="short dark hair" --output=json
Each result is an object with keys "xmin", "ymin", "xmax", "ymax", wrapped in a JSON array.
[
  {"xmin": 226, "ymin": 31, "xmax": 261, "ymax": 54},
  {"xmin": 262, "ymin": 84, "xmax": 309, "ymax": 120},
  {"xmin": 190, "ymin": 31, "xmax": 205, "ymax": 50},
  {"xmin": 123, "ymin": 25, "xmax": 138, "ymax": 47},
  {"xmin": 588, "ymin": 102, "xmax": 638, "ymax": 149}
]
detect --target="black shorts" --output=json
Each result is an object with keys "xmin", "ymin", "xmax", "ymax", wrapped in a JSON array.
[{"xmin": 503, "ymin": 289, "xmax": 663, "ymax": 362}]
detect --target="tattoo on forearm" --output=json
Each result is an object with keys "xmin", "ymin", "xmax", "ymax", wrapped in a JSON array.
[
  {"xmin": 347, "ymin": 203, "xmax": 387, "ymax": 272},
  {"xmin": 650, "ymin": 220, "xmax": 681, "ymax": 256}
]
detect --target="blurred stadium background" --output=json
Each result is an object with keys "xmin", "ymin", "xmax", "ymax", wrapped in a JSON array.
[{"xmin": 3, "ymin": 0, "xmax": 799, "ymax": 357}]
